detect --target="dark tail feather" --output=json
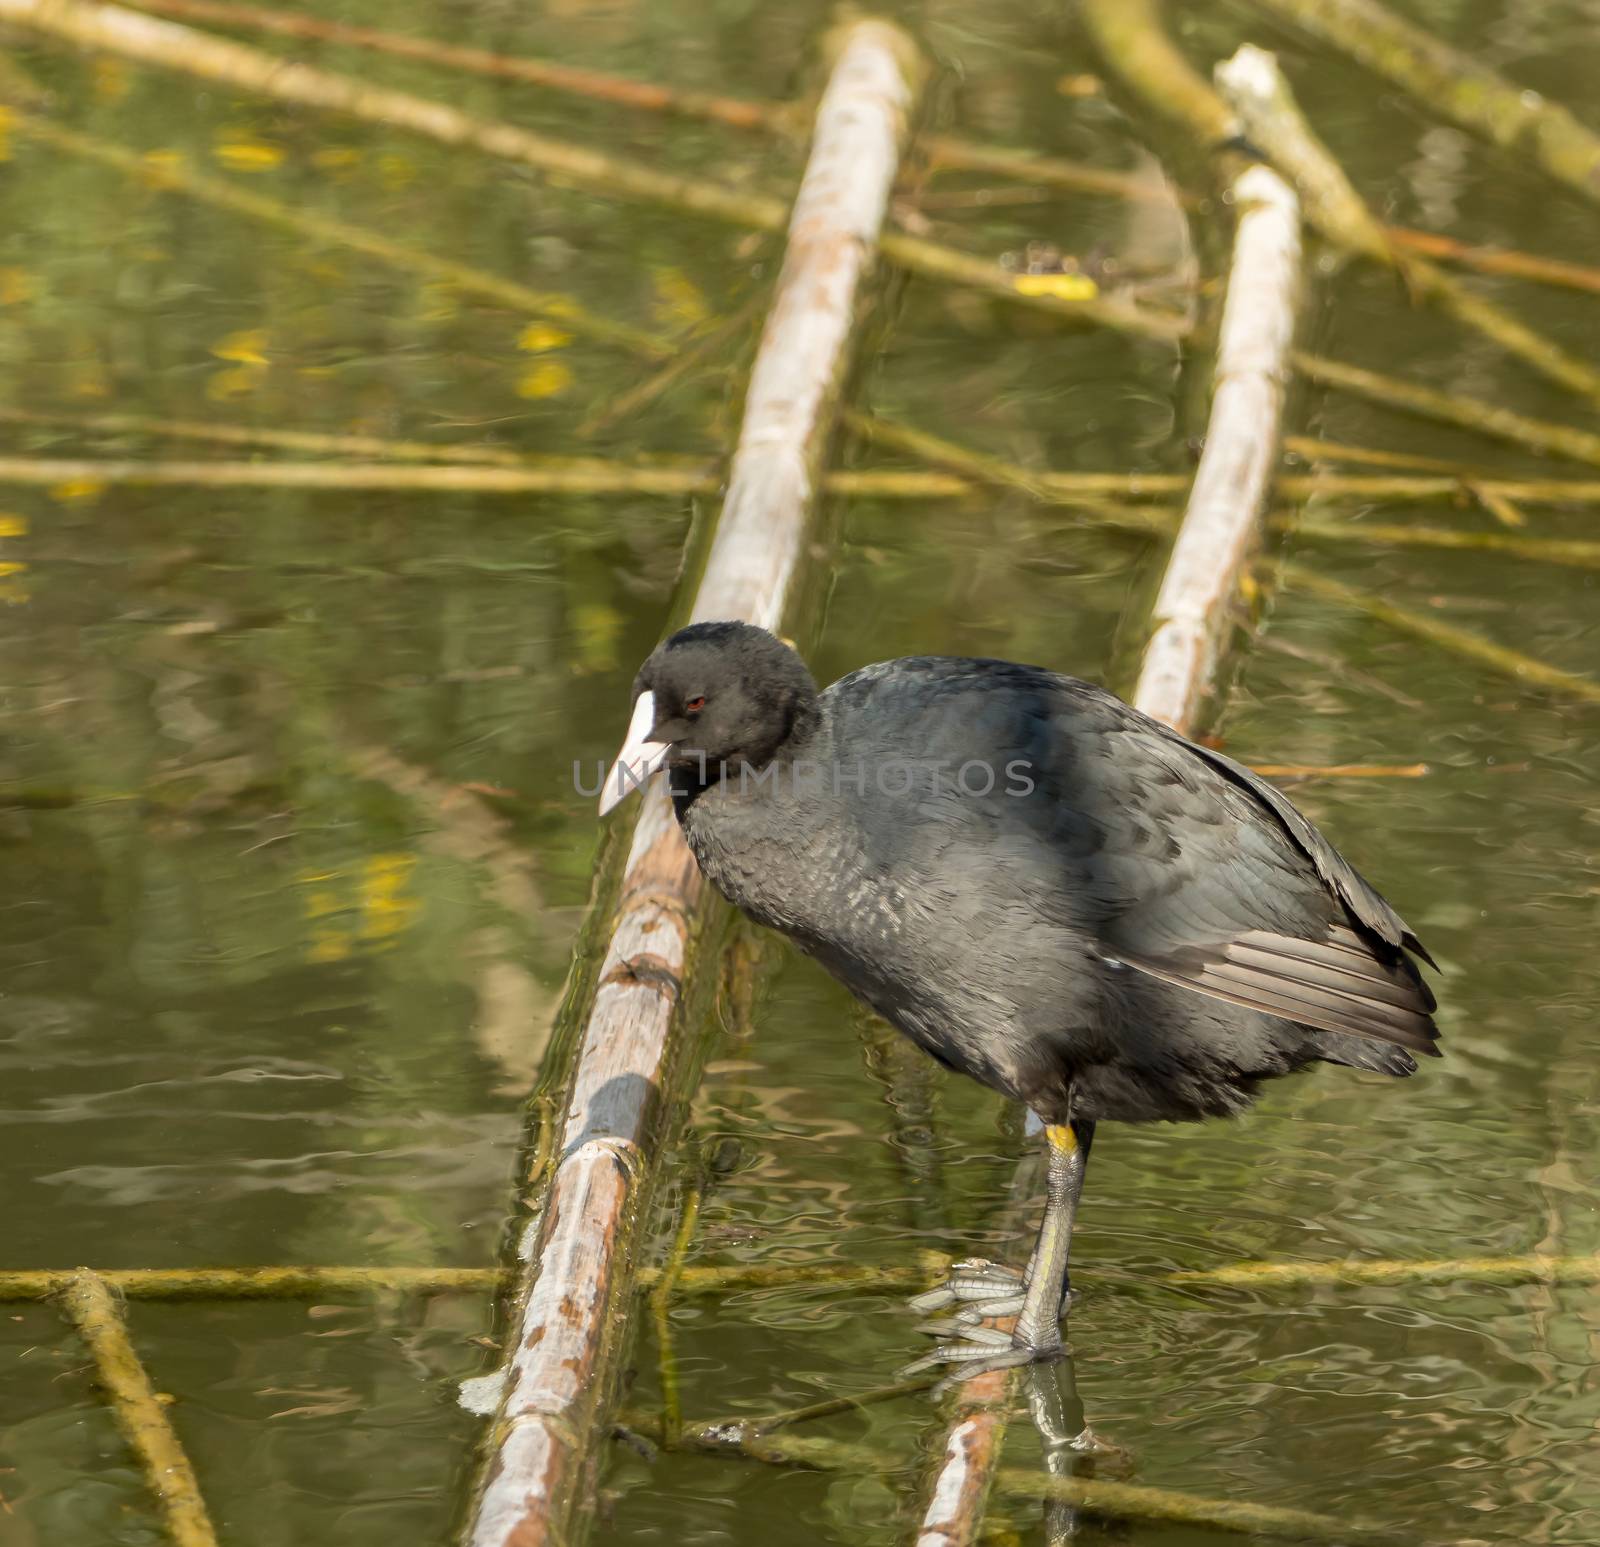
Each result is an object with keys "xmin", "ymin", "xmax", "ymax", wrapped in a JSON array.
[{"xmin": 1314, "ymin": 1029, "xmax": 1418, "ymax": 1078}]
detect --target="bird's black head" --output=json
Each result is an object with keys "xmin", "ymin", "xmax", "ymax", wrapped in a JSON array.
[{"xmin": 599, "ymin": 621, "xmax": 819, "ymax": 814}]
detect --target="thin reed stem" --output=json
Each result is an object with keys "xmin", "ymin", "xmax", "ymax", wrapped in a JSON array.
[
  {"xmin": 650, "ymin": 1180, "xmax": 704, "ymax": 1447},
  {"xmin": 2, "ymin": 106, "xmax": 673, "ymax": 357},
  {"xmin": 1281, "ymin": 562, "xmax": 1600, "ymax": 705},
  {"xmin": 57, "ymin": 1270, "xmax": 220, "ymax": 1547},
  {"xmin": 1296, "ymin": 353, "xmax": 1600, "ymax": 470}
]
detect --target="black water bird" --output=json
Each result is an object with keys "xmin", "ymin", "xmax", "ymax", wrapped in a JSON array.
[{"xmin": 600, "ymin": 621, "xmax": 1440, "ymax": 1371}]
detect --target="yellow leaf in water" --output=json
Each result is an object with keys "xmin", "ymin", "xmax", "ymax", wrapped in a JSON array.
[
  {"xmin": 211, "ymin": 328, "xmax": 270, "ymax": 366},
  {"xmin": 362, "ymin": 852, "xmax": 416, "ymax": 893},
  {"xmin": 207, "ymin": 365, "xmax": 263, "ymax": 400},
  {"xmin": 0, "ymin": 561, "xmax": 27, "ymax": 577},
  {"xmin": 1238, "ymin": 569, "xmax": 1261, "ymax": 605},
  {"xmin": 360, "ymin": 853, "xmax": 420, "ymax": 941},
  {"xmin": 50, "ymin": 479, "xmax": 105, "ymax": 503},
  {"xmin": 93, "ymin": 58, "xmax": 131, "ymax": 104},
  {"xmin": 572, "ymin": 602, "xmax": 623, "ymax": 674},
  {"xmin": 378, "ymin": 154, "xmax": 415, "ymax": 190},
  {"xmin": 312, "ymin": 146, "xmax": 362, "ymax": 173},
  {"xmin": 0, "ymin": 105, "xmax": 13, "ymax": 163},
  {"xmin": 308, "ymin": 928, "xmax": 352, "ymax": 964},
  {"xmin": 652, "ymin": 266, "xmax": 711, "ymax": 329},
  {"xmin": 0, "ymin": 515, "xmax": 29, "ymax": 537},
  {"xmin": 515, "ymin": 359, "xmax": 574, "ymax": 400},
  {"xmin": 1011, "ymin": 273, "xmax": 1099, "ymax": 301},
  {"xmin": 214, "ymin": 137, "xmax": 286, "ymax": 172},
  {"xmin": 0, "ymin": 268, "xmax": 32, "ymax": 305},
  {"xmin": 1055, "ymin": 72, "xmax": 1103, "ymax": 98},
  {"xmin": 68, "ymin": 362, "xmax": 111, "ymax": 400},
  {"xmin": 360, "ymin": 897, "xmax": 421, "ymax": 942},
  {"xmin": 69, "ymin": 368, "xmax": 110, "ymax": 401},
  {"xmin": 516, "ymin": 322, "xmax": 573, "ymax": 352},
  {"xmin": 303, "ymin": 890, "xmax": 343, "ymax": 921},
  {"xmin": 140, "ymin": 149, "xmax": 186, "ymax": 187}
]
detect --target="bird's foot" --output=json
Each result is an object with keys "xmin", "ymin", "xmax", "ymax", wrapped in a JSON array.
[
  {"xmin": 902, "ymin": 1258, "xmax": 1068, "ymax": 1386},
  {"xmin": 908, "ymin": 1257, "xmax": 1030, "ymax": 1321},
  {"xmin": 901, "ymin": 1329, "xmax": 1063, "ymax": 1384}
]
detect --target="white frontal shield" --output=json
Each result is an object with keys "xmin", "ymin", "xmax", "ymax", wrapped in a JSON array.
[{"xmin": 598, "ymin": 690, "xmax": 671, "ymax": 815}]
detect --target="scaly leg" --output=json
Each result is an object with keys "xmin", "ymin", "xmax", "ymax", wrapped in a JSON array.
[
  {"xmin": 1012, "ymin": 1117, "xmax": 1093, "ymax": 1353},
  {"xmin": 906, "ymin": 1112, "xmax": 1094, "ymax": 1375}
]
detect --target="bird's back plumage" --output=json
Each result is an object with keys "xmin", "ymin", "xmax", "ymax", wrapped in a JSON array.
[{"xmin": 678, "ymin": 655, "xmax": 1439, "ymax": 1124}]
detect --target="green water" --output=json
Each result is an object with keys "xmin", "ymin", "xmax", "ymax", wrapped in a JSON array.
[{"xmin": 2, "ymin": 0, "xmax": 1597, "ymax": 1542}]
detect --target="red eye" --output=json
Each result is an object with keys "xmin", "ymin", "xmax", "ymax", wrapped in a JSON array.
[{"xmin": 685, "ymin": 696, "xmax": 707, "ymax": 714}]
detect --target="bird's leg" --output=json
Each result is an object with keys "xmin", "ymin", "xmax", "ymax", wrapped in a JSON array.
[
  {"xmin": 1012, "ymin": 1117, "xmax": 1093, "ymax": 1353},
  {"xmin": 904, "ymin": 1112, "xmax": 1093, "ymax": 1378}
]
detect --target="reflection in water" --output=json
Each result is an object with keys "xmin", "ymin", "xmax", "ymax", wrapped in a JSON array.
[{"xmin": 1024, "ymin": 1360, "xmax": 1092, "ymax": 1546}]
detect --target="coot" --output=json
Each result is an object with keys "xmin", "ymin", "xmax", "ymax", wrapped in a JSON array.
[{"xmin": 600, "ymin": 622, "xmax": 1440, "ymax": 1371}]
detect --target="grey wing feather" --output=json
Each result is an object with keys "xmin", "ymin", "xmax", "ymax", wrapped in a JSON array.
[
  {"xmin": 1079, "ymin": 700, "xmax": 1440, "ymax": 1058},
  {"xmin": 1119, "ymin": 926, "xmax": 1438, "ymax": 1055},
  {"xmin": 1176, "ymin": 737, "xmax": 1438, "ymax": 968}
]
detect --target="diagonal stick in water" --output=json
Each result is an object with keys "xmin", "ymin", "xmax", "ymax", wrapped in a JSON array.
[
  {"xmin": 461, "ymin": 22, "xmax": 925, "ymax": 1546},
  {"xmin": 911, "ymin": 76, "xmax": 1304, "ymax": 1545},
  {"xmin": 57, "ymin": 1270, "xmax": 220, "ymax": 1547}
]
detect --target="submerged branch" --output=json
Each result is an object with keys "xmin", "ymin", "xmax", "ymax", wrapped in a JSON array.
[
  {"xmin": 845, "ymin": 417, "xmax": 1600, "ymax": 571},
  {"xmin": 0, "ymin": 453, "xmax": 714, "ymax": 494},
  {"xmin": 0, "ymin": 0, "xmax": 797, "ymax": 225},
  {"xmin": 693, "ymin": 1375, "xmax": 941, "ymax": 1438},
  {"xmin": 1385, "ymin": 227, "xmax": 1600, "ymax": 299},
  {"xmin": 3, "ymin": 1265, "xmax": 500, "ymax": 1300},
  {"xmin": 1282, "ymin": 435, "xmax": 1501, "ymax": 476},
  {"xmin": 844, "ymin": 409, "xmax": 1170, "ymax": 524},
  {"xmin": 877, "ymin": 227, "xmax": 1189, "ymax": 340},
  {"xmin": 126, "ymin": 0, "xmax": 1182, "ymax": 207},
  {"xmin": 1295, "ymin": 353, "xmax": 1600, "ymax": 471},
  {"xmin": 916, "ymin": 113, "xmax": 1302, "ymax": 1547},
  {"xmin": 1215, "ymin": 45, "xmax": 1600, "ymax": 407},
  {"xmin": 3, "ymin": 107, "xmax": 672, "ymax": 357},
  {"xmin": 462, "ymin": 25, "xmax": 925, "ymax": 1546},
  {"xmin": 129, "ymin": 0, "xmax": 797, "ymax": 133},
  {"xmin": 1080, "ymin": 0, "xmax": 1235, "ymax": 144},
  {"xmin": 7, "ymin": 1249, "xmax": 1600, "ymax": 1305},
  {"xmin": 578, "ymin": 293, "xmax": 766, "ymax": 437},
  {"xmin": 1084, "ymin": 3, "xmax": 1600, "ymax": 405},
  {"xmin": 0, "ymin": 0, "xmax": 1182, "ymax": 341},
  {"xmin": 1281, "ymin": 563, "xmax": 1600, "ymax": 705},
  {"xmin": 1288, "ymin": 517, "xmax": 1600, "ymax": 572},
  {"xmin": 650, "ymin": 1179, "xmax": 704, "ymax": 1447},
  {"xmin": 0, "ymin": 404, "xmax": 582, "ymax": 467},
  {"xmin": 629, "ymin": 1417, "xmax": 1382, "ymax": 1541},
  {"xmin": 1173, "ymin": 1251, "xmax": 1600, "ymax": 1289},
  {"xmin": 125, "ymin": 0, "xmax": 1599, "ymax": 309},
  {"xmin": 9, "ymin": 447, "xmax": 1600, "ymax": 568},
  {"xmin": 57, "ymin": 1270, "xmax": 220, "ymax": 1547},
  {"xmin": 1247, "ymin": 0, "xmax": 1600, "ymax": 209}
]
